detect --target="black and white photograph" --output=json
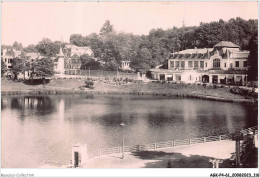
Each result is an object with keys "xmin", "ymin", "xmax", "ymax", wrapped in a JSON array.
[{"xmin": 0, "ymin": 1, "xmax": 258, "ymax": 177}]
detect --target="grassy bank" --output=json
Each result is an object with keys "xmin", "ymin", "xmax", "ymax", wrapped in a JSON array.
[{"xmin": 1, "ymin": 78, "xmax": 255, "ymax": 103}]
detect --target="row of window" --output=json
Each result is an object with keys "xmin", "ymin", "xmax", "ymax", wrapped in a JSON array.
[
  {"xmin": 170, "ymin": 59, "xmax": 247, "ymax": 69},
  {"xmin": 4, "ymin": 58, "xmax": 13, "ymax": 64},
  {"xmin": 65, "ymin": 65, "xmax": 81, "ymax": 69},
  {"xmin": 170, "ymin": 61, "xmax": 206, "ymax": 68}
]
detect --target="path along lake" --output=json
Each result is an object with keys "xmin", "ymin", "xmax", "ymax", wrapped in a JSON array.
[{"xmin": 1, "ymin": 94, "xmax": 257, "ymax": 168}]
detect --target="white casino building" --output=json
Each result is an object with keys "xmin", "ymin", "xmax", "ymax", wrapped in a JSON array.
[{"xmin": 150, "ymin": 41, "xmax": 249, "ymax": 85}]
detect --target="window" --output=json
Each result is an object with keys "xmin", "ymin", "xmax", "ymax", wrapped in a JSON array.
[
  {"xmin": 194, "ymin": 61, "xmax": 198, "ymax": 68},
  {"xmin": 235, "ymin": 61, "xmax": 239, "ymax": 67},
  {"xmin": 206, "ymin": 62, "xmax": 207, "ymax": 67},
  {"xmin": 200, "ymin": 61, "xmax": 204, "ymax": 68},
  {"xmin": 189, "ymin": 75, "xmax": 192, "ymax": 81},
  {"xmin": 213, "ymin": 58, "xmax": 220, "ymax": 68},
  {"xmin": 224, "ymin": 63, "xmax": 226, "ymax": 67},
  {"xmin": 10, "ymin": 59, "xmax": 13, "ymax": 63},
  {"xmin": 181, "ymin": 61, "xmax": 185, "ymax": 68},
  {"xmin": 176, "ymin": 74, "xmax": 181, "ymax": 81},
  {"xmin": 170, "ymin": 61, "xmax": 174, "ymax": 67},
  {"xmin": 175, "ymin": 61, "xmax": 180, "ymax": 68},
  {"xmin": 188, "ymin": 61, "xmax": 193, "ymax": 68},
  {"xmin": 243, "ymin": 61, "xmax": 247, "ymax": 67}
]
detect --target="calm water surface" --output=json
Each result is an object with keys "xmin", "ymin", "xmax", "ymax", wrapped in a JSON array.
[{"xmin": 1, "ymin": 94, "xmax": 257, "ymax": 168}]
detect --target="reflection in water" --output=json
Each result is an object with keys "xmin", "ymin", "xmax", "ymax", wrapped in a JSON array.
[{"xmin": 1, "ymin": 95, "xmax": 257, "ymax": 168}]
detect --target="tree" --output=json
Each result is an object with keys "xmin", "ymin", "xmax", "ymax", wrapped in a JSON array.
[
  {"xmin": 12, "ymin": 58, "xmax": 27, "ymax": 80},
  {"xmin": 33, "ymin": 58, "xmax": 54, "ymax": 85},
  {"xmin": 130, "ymin": 48, "xmax": 153, "ymax": 71},
  {"xmin": 248, "ymin": 33, "xmax": 258, "ymax": 81},
  {"xmin": 1, "ymin": 59, "xmax": 7, "ymax": 76},
  {"xmin": 35, "ymin": 38, "xmax": 60, "ymax": 57},
  {"xmin": 80, "ymin": 54, "xmax": 100, "ymax": 70},
  {"xmin": 69, "ymin": 34, "xmax": 86, "ymax": 47},
  {"xmin": 24, "ymin": 44, "xmax": 38, "ymax": 53},
  {"xmin": 85, "ymin": 33, "xmax": 104, "ymax": 58},
  {"xmin": 99, "ymin": 20, "xmax": 114, "ymax": 36},
  {"xmin": 13, "ymin": 41, "xmax": 23, "ymax": 51}
]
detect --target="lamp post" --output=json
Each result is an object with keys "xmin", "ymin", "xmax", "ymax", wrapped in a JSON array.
[{"xmin": 120, "ymin": 122, "xmax": 125, "ymax": 159}]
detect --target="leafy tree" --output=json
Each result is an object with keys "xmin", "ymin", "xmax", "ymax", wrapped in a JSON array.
[
  {"xmin": 13, "ymin": 41, "xmax": 23, "ymax": 51},
  {"xmin": 130, "ymin": 48, "xmax": 153, "ymax": 71},
  {"xmin": 1, "ymin": 59, "xmax": 7, "ymax": 76},
  {"xmin": 35, "ymin": 38, "xmax": 60, "ymax": 57},
  {"xmin": 24, "ymin": 44, "xmax": 38, "ymax": 53},
  {"xmin": 85, "ymin": 33, "xmax": 104, "ymax": 58},
  {"xmin": 12, "ymin": 58, "xmax": 26, "ymax": 80},
  {"xmin": 33, "ymin": 58, "xmax": 54, "ymax": 84},
  {"xmin": 69, "ymin": 34, "xmax": 87, "ymax": 47},
  {"xmin": 99, "ymin": 20, "xmax": 114, "ymax": 36},
  {"xmin": 80, "ymin": 54, "xmax": 100, "ymax": 70},
  {"xmin": 248, "ymin": 33, "xmax": 258, "ymax": 81},
  {"xmin": 54, "ymin": 41, "xmax": 68, "ymax": 49}
]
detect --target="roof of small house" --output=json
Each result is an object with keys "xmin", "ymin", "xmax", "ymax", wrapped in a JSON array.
[{"xmin": 214, "ymin": 41, "xmax": 240, "ymax": 48}]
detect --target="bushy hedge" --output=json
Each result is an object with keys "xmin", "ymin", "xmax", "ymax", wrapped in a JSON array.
[{"xmin": 85, "ymin": 79, "xmax": 94, "ymax": 89}]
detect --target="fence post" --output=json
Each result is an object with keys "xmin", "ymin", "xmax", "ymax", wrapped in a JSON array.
[
  {"xmin": 171, "ymin": 141, "xmax": 174, "ymax": 147},
  {"xmin": 219, "ymin": 135, "xmax": 222, "ymax": 141},
  {"xmin": 173, "ymin": 140, "xmax": 175, "ymax": 147},
  {"xmin": 155, "ymin": 143, "xmax": 157, "ymax": 149},
  {"xmin": 137, "ymin": 145, "xmax": 140, "ymax": 152},
  {"xmin": 204, "ymin": 137, "xmax": 206, "ymax": 143},
  {"xmin": 189, "ymin": 139, "xmax": 192, "ymax": 145}
]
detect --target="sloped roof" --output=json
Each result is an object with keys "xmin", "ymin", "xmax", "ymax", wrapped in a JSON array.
[
  {"xmin": 5, "ymin": 51, "xmax": 15, "ymax": 57},
  {"xmin": 171, "ymin": 48, "xmax": 213, "ymax": 59},
  {"xmin": 214, "ymin": 41, "xmax": 239, "ymax": 48},
  {"xmin": 174, "ymin": 48, "xmax": 213, "ymax": 54}
]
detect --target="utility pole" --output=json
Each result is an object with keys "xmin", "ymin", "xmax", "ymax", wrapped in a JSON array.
[{"xmin": 120, "ymin": 122, "xmax": 125, "ymax": 159}]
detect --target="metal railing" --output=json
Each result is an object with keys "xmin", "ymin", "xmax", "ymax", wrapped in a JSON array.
[{"xmin": 87, "ymin": 126, "xmax": 258, "ymax": 160}]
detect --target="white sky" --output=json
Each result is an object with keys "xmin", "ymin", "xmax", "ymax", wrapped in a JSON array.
[{"xmin": 1, "ymin": 1, "xmax": 258, "ymax": 46}]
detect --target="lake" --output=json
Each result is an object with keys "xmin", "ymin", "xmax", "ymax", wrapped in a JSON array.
[{"xmin": 1, "ymin": 94, "xmax": 257, "ymax": 168}]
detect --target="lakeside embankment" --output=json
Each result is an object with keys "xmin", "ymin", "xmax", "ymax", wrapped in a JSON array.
[
  {"xmin": 1, "ymin": 78, "xmax": 256, "ymax": 103},
  {"xmin": 85, "ymin": 140, "xmax": 236, "ymax": 168}
]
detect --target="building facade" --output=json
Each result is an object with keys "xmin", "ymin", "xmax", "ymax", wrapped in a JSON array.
[
  {"xmin": 54, "ymin": 45, "xmax": 94, "ymax": 76},
  {"xmin": 150, "ymin": 41, "xmax": 249, "ymax": 85},
  {"xmin": 120, "ymin": 60, "xmax": 131, "ymax": 70},
  {"xmin": 1, "ymin": 48, "xmax": 22, "ymax": 72}
]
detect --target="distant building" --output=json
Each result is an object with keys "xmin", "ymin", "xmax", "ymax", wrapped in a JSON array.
[
  {"xmin": 1, "ymin": 48, "xmax": 22, "ymax": 74},
  {"xmin": 120, "ymin": 61, "xmax": 131, "ymax": 70},
  {"xmin": 54, "ymin": 44, "xmax": 94, "ymax": 76},
  {"xmin": 150, "ymin": 41, "xmax": 249, "ymax": 85},
  {"xmin": 63, "ymin": 45, "xmax": 94, "ymax": 57},
  {"xmin": 25, "ymin": 52, "xmax": 43, "ymax": 62}
]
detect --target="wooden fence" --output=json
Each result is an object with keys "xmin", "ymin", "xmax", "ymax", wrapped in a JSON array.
[{"xmin": 87, "ymin": 126, "xmax": 258, "ymax": 160}]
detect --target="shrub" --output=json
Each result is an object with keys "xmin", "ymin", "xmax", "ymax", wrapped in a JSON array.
[{"xmin": 85, "ymin": 79, "xmax": 94, "ymax": 89}]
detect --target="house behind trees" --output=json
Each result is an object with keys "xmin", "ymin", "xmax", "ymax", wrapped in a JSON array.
[{"xmin": 54, "ymin": 44, "xmax": 94, "ymax": 75}]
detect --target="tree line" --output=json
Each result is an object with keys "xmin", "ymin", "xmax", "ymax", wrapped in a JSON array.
[{"xmin": 1, "ymin": 17, "xmax": 258, "ymax": 81}]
